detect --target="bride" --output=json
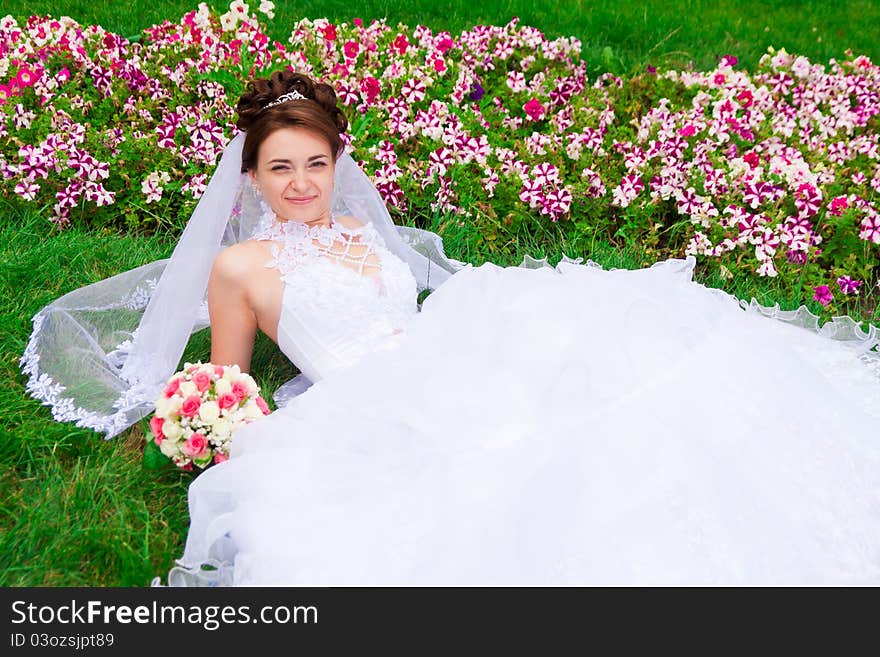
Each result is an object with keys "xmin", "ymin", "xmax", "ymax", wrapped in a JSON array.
[{"xmin": 23, "ymin": 71, "xmax": 880, "ymax": 586}]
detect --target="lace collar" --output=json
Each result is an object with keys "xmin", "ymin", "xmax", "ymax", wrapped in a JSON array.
[{"xmin": 251, "ymin": 202, "xmax": 386, "ymax": 281}]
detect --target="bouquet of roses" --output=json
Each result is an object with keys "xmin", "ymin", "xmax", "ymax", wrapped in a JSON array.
[{"xmin": 146, "ymin": 361, "xmax": 270, "ymax": 471}]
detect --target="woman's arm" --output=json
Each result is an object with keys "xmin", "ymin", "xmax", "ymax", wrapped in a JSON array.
[{"xmin": 207, "ymin": 245, "xmax": 258, "ymax": 372}]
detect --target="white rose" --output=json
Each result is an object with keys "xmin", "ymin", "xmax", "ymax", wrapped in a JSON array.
[
  {"xmin": 179, "ymin": 381, "xmax": 198, "ymax": 397},
  {"xmin": 159, "ymin": 440, "xmax": 180, "ymax": 458},
  {"xmin": 243, "ymin": 401, "xmax": 264, "ymax": 420},
  {"xmin": 154, "ymin": 395, "xmax": 176, "ymax": 418},
  {"xmin": 161, "ymin": 421, "xmax": 181, "ymax": 440},
  {"xmin": 215, "ymin": 379, "xmax": 232, "ymax": 396},
  {"xmin": 212, "ymin": 418, "xmax": 231, "ymax": 437},
  {"xmin": 199, "ymin": 401, "xmax": 220, "ymax": 422},
  {"xmin": 222, "ymin": 364, "xmax": 242, "ymax": 382}
]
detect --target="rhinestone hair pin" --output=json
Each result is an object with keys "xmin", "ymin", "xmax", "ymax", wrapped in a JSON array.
[{"xmin": 262, "ymin": 90, "xmax": 307, "ymax": 110}]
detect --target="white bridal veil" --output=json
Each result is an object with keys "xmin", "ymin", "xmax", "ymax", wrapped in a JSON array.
[{"xmin": 20, "ymin": 132, "xmax": 465, "ymax": 438}]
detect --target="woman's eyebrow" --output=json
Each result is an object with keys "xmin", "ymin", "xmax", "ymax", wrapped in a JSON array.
[{"xmin": 267, "ymin": 154, "xmax": 329, "ymax": 164}]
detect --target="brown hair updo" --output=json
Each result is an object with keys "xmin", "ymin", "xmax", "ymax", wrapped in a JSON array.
[{"xmin": 235, "ymin": 70, "xmax": 349, "ymax": 173}]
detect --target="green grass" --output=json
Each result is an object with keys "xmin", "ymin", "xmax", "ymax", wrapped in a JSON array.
[
  {"xmin": 3, "ymin": 0, "xmax": 878, "ymax": 74},
  {"xmin": 1, "ymin": 1, "xmax": 876, "ymax": 586}
]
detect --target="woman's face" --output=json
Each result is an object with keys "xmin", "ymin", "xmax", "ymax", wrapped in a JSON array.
[{"xmin": 250, "ymin": 127, "xmax": 335, "ymax": 225}]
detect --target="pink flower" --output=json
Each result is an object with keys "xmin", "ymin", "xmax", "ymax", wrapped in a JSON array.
[
  {"xmin": 837, "ymin": 276, "xmax": 862, "ymax": 295},
  {"xmin": 255, "ymin": 396, "xmax": 270, "ymax": 415},
  {"xmin": 213, "ymin": 365, "xmax": 225, "ymax": 378},
  {"xmin": 57, "ymin": 67, "xmax": 70, "ymax": 83},
  {"xmin": 737, "ymin": 89, "xmax": 753, "ymax": 107},
  {"xmin": 813, "ymin": 285, "xmax": 833, "ymax": 307},
  {"xmin": 182, "ymin": 433, "xmax": 208, "ymax": 458},
  {"xmin": 214, "ymin": 452, "xmax": 229, "ymax": 464},
  {"xmin": 713, "ymin": 73, "xmax": 726, "ymax": 85},
  {"xmin": 15, "ymin": 66, "xmax": 39, "ymax": 88},
  {"xmin": 321, "ymin": 24, "xmax": 337, "ymax": 41},
  {"xmin": 149, "ymin": 416, "xmax": 165, "ymax": 443},
  {"xmin": 828, "ymin": 196, "xmax": 849, "ymax": 216},
  {"xmin": 743, "ymin": 152, "xmax": 760, "ymax": 168},
  {"xmin": 353, "ymin": 18, "xmax": 363, "ymax": 27},
  {"xmin": 231, "ymin": 381, "xmax": 249, "ymax": 403},
  {"xmin": 436, "ymin": 37, "xmax": 454, "ymax": 53},
  {"xmin": 360, "ymin": 76, "xmax": 380, "ymax": 103},
  {"xmin": 523, "ymin": 98, "xmax": 546, "ymax": 121},
  {"xmin": 678, "ymin": 124, "xmax": 697, "ymax": 137},
  {"xmin": 343, "ymin": 40, "xmax": 360, "ymax": 59},
  {"xmin": 218, "ymin": 392, "xmax": 238, "ymax": 410},
  {"xmin": 393, "ymin": 34, "xmax": 409, "ymax": 55},
  {"xmin": 180, "ymin": 394, "xmax": 202, "ymax": 417},
  {"xmin": 0, "ymin": 84, "xmax": 17, "ymax": 104},
  {"xmin": 192, "ymin": 371, "xmax": 211, "ymax": 393},
  {"xmin": 163, "ymin": 378, "xmax": 181, "ymax": 398}
]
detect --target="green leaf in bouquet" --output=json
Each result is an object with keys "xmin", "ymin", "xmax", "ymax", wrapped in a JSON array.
[{"xmin": 142, "ymin": 438, "xmax": 171, "ymax": 470}]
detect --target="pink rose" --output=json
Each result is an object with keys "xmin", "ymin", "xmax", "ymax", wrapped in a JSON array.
[
  {"xmin": 213, "ymin": 365, "xmax": 225, "ymax": 378},
  {"xmin": 255, "ymin": 396, "xmax": 270, "ymax": 415},
  {"xmin": 149, "ymin": 416, "xmax": 165, "ymax": 443},
  {"xmin": 214, "ymin": 452, "xmax": 229, "ymax": 464},
  {"xmin": 192, "ymin": 371, "xmax": 211, "ymax": 393},
  {"xmin": 218, "ymin": 392, "xmax": 238, "ymax": 410},
  {"xmin": 182, "ymin": 433, "xmax": 208, "ymax": 458},
  {"xmin": 163, "ymin": 378, "xmax": 181, "ymax": 397},
  {"xmin": 180, "ymin": 394, "xmax": 202, "ymax": 417},
  {"xmin": 231, "ymin": 381, "xmax": 248, "ymax": 403}
]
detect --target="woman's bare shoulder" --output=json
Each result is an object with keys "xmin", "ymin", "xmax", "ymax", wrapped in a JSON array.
[
  {"xmin": 334, "ymin": 214, "xmax": 367, "ymax": 230},
  {"xmin": 211, "ymin": 240, "xmax": 272, "ymax": 280}
]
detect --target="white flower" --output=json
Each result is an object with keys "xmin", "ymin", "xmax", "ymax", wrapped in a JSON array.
[
  {"xmin": 162, "ymin": 420, "xmax": 182, "ymax": 440},
  {"xmin": 259, "ymin": 1, "xmax": 275, "ymax": 18},
  {"xmin": 215, "ymin": 378, "xmax": 232, "ymax": 396},
  {"xmin": 212, "ymin": 417, "xmax": 231, "ymax": 437},
  {"xmin": 154, "ymin": 395, "xmax": 176, "ymax": 418},
  {"xmin": 199, "ymin": 401, "xmax": 221, "ymax": 422},
  {"xmin": 243, "ymin": 401, "xmax": 264, "ymax": 420},
  {"xmin": 159, "ymin": 440, "xmax": 180, "ymax": 458},
  {"xmin": 219, "ymin": 12, "xmax": 237, "ymax": 31},
  {"xmin": 222, "ymin": 364, "xmax": 242, "ymax": 382},
  {"xmin": 230, "ymin": 0, "xmax": 250, "ymax": 15},
  {"xmin": 179, "ymin": 381, "xmax": 198, "ymax": 397}
]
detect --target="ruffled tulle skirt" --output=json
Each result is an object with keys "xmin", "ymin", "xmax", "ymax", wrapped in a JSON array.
[{"xmin": 166, "ymin": 257, "xmax": 880, "ymax": 586}]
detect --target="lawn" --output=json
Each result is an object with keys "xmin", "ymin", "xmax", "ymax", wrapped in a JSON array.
[{"xmin": 1, "ymin": 0, "xmax": 877, "ymax": 585}]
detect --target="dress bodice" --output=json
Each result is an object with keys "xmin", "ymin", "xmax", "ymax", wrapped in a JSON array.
[{"xmin": 252, "ymin": 214, "xmax": 418, "ymax": 383}]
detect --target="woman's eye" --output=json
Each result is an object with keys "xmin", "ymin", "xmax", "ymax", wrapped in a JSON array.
[
  {"xmin": 272, "ymin": 166, "xmax": 288, "ymax": 171},
  {"xmin": 310, "ymin": 162, "xmax": 327, "ymax": 168}
]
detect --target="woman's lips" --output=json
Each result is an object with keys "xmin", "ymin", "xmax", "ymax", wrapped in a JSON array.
[{"xmin": 286, "ymin": 197, "xmax": 315, "ymax": 204}]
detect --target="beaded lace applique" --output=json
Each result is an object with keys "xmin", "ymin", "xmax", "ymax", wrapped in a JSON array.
[{"xmin": 252, "ymin": 206, "xmax": 387, "ymax": 288}]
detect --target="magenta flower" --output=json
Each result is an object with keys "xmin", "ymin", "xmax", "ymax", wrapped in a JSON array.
[
  {"xmin": 15, "ymin": 66, "xmax": 39, "ymax": 87},
  {"xmin": 836, "ymin": 276, "xmax": 862, "ymax": 295},
  {"xmin": 523, "ymin": 98, "xmax": 546, "ymax": 121},
  {"xmin": 342, "ymin": 40, "xmax": 359, "ymax": 59},
  {"xmin": 813, "ymin": 285, "xmax": 833, "ymax": 307},
  {"xmin": 359, "ymin": 76, "xmax": 380, "ymax": 104},
  {"xmin": 828, "ymin": 196, "xmax": 850, "ymax": 216}
]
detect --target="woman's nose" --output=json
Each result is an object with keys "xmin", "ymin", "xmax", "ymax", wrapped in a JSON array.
[{"xmin": 288, "ymin": 168, "xmax": 308, "ymax": 190}]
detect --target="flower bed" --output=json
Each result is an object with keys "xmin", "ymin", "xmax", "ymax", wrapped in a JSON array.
[{"xmin": 1, "ymin": 1, "xmax": 877, "ymax": 319}]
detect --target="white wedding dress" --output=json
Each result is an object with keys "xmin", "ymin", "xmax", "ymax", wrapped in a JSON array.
[{"xmin": 166, "ymin": 215, "xmax": 880, "ymax": 587}]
